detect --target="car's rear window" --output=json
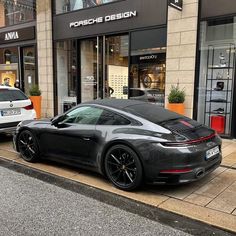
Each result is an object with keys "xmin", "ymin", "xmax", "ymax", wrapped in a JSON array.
[
  {"xmin": 124, "ymin": 103, "xmax": 182, "ymax": 123},
  {"xmin": 0, "ymin": 89, "xmax": 28, "ymax": 102}
]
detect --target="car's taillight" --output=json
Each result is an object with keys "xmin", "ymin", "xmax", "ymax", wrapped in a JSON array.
[
  {"xmin": 160, "ymin": 168, "xmax": 192, "ymax": 174},
  {"xmin": 161, "ymin": 133, "xmax": 216, "ymax": 147},
  {"xmin": 24, "ymin": 102, "xmax": 34, "ymax": 110}
]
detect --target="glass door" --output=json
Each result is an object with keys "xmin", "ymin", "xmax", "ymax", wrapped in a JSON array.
[
  {"xmin": 22, "ymin": 46, "xmax": 37, "ymax": 95},
  {"xmin": 104, "ymin": 35, "xmax": 129, "ymax": 99},
  {"xmin": 80, "ymin": 37, "xmax": 102, "ymax": 103},
  {"xmin": 79, "ymin": 34, "xmax": 129, "ymax": 103}
]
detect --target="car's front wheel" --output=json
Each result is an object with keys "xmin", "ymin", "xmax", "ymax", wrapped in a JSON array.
[
  {"xmin": 105, "ymin": 144, "xmax": 143, "ymax": 191},
  {"xmin": 17, "ymin": 130, "xmax": 40, "ymax": 162}
]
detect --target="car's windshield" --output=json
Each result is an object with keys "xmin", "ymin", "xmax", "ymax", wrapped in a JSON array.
[{"xmin": 0, "ymin": 89, "xmax": 28, "ymax": 102}]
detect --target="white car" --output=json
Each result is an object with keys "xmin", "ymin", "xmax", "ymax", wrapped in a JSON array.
[{"xmin": 0, "ymin": 86, "xmax": 36, "ymax": 134}]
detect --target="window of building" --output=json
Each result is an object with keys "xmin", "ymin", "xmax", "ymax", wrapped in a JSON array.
[
  {"xmin": 56, "ymin": 40, "xmax": 77, "ymax": 114},
  {"xmin": 0, "ymin": 0, "xmax": 36, "ymax": 28},
  {"xmin": 130, "ymin": 28, "xmax": 167, "ymax": 106},
  {"xmin": 54, "ymin": 0, "xmax": 120, "ymax": 14},
  {"xmin": 197, "ymin": 17, "xmax": 236, "ymax": 137}
]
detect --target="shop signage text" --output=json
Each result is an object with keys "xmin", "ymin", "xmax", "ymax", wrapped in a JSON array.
[
  {"xmin": 139, "ymin": 55, "xmax": 158, "ymax": 61},
  {"xmin": 168, "ymin": 0, "xmax": 183, "ymax": 11},
  {"xmin": 70, "ymin": 11, "xmax": 137, "ymax": 28},
  {"xmin": 0, "ymin": 27, "xmax": 35, "ymax": 44},
  {"xmin": 5, "ymin": 31, "xmax": 19, "ymax": 41}
]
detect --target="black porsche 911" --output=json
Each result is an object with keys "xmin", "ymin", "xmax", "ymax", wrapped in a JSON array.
[{"xmin": 13, "ymin": 99, "xmax": 222, "ymax": 191}]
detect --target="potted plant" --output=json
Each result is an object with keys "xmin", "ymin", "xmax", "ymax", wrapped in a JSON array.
[
  {"xmin": 167, "ymin": 84, "xmax": 185, "ymax": 115},
  {"xmin": 29, "ymin": 85, "xmax": 42, "ymax": 119}
]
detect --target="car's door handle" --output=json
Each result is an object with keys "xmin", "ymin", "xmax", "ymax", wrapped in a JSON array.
[{"xmin": 83, "ymin": 137, "xmax": 91, "ymax": 141}]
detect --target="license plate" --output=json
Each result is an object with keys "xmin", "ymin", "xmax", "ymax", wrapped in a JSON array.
[
  {"xmin": 1, "ymin": 109, "xmax": 21, "ymax": 116},
  {"xmin": 206, "ymin": 146, "xmax": 219, "ymax": 160}
]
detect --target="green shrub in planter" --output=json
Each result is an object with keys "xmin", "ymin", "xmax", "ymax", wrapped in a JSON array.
[
  {"xmin": 29, "ymin": 85, "xmax": 41, "ymax": 96},
  {"xmin": 168, "ymin": 84, "xmax": 185, "ymax": 103}
]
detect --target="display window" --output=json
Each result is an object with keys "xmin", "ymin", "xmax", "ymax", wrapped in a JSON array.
[
  {"xmin": 54, "ymin": 0, "xmax": 120, "ymax": 15},
  {"xmin": 0, "ymin": 45, "xmax": 37, "ymax": 94},
  {"xmin": 197, "ymin": 17, "xmax": 236, "ymax": 137}
]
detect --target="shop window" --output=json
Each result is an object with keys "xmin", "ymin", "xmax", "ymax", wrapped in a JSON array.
[
  {"xmin": 197, "ymin": 17, "xmax": 236, "ymax": 137},
  {"xmin": 130, "ymin": 28, "xmax": 167, "ymax": 106},
  {"xmin": 54, "ymin": 0, "xmax": 119, "ymax": 14}
]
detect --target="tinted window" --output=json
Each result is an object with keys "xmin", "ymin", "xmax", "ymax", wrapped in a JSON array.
[
  {"xmin": 129, "ymin": 89, "xmax": 145, "ymax": 97},
  {"xmin": 63, "ymin": 106, "xmax": 103, "ymax": 125},
  {"xmin": 97, "ymin": 110, "xmax": 130, "ymax": 125},
  {"xmin": 0, "ymin": 89, "xmax": 28, "ymax": 102}
]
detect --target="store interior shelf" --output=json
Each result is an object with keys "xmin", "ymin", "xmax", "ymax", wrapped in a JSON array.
[
  {"xmin": 203, "ymin": 43, "xmax": 235, "ymax": 135},
  {"xmin": 208, "ymin": 66, "xmax": 234, "ymax": 69}
]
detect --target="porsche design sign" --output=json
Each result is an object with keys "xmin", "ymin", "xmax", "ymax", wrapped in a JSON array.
[{"xmin": 69, "ymin": 11, "xmax": 137, "ymax": 28}]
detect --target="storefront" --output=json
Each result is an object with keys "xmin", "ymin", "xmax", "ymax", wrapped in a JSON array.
[
  {"xmin": 53, "ymin": 0, "xmax": 167, "ymax": 114},
  {"xmin": 195, "ymin": 0, "xmax": 236, "ymax": 138},
  {"xmin": 0, "ymin": 0, "xmax": 37, "ymax": 95}
]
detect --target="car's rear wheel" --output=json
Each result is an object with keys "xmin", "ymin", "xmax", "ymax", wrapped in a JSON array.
[
  {"xmin": 17, "ymin": 130, "xmax": 40, "ymax": 162},
  {"xmin": 105, "ymin": 144, "xmax": 143, "ymax": 191}
]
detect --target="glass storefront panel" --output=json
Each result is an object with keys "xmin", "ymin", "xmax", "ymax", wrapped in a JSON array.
[
  {"xmin": 80, "ymin": 37, "xmax": 102, "ymax": 102},
  {"xmin": 0, "ymin": 47, "xmax": 18, "ymax": 87},
  {"xmin": 54, "ymin": 0, "xmax": 119, "ymax": 15},
  {"xmin": 197, "ymin": 17, "xmax": 236, "ymax": 137},
  {"xmin": 130, "ymin": 28, "xmax": 166, "ymax": 106},
  {"xmin": 22, "ymin": 46, "xmax": 36, "ymax": 95},
  {"xmin": 105, "ymin": 35, "xmax": 129, "ymax": 99},
  {"xmin": 56, "ymin": 40, "xmax": 77, "ymax": 114},
  {"xmin": 0, "ymin": 0, "xmax": 35, "ymax": 28}
]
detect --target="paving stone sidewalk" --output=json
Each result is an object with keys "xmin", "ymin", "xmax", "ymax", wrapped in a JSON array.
[{"xmin": 0, "ymin": 138, "xmax": 236, "ymax": 233}]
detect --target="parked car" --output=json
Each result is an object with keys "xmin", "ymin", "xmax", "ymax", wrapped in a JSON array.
[
  {"xmin": 129, "ymin": 88, "xmax": 164, "ymax": 105},
  {"xmin": 13, "ymin": 99, "xmax": 222, "ymax": 191},
  {"xmin": 0, "ymin": 86, "xmax": 36, "ymax": 134}
]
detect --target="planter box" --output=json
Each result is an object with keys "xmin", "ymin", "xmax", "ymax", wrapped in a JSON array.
[
  {"xmin": 30, "ymin": 96, "xmax": 42, "ymax": 119},
  {"xmin": 167, "ymin": 103, "xmax": 185, "ymax": 115}
]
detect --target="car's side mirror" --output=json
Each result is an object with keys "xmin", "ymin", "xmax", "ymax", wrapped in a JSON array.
[{"xmin": 51, "ymin": 115, "xmax": 65, "ymax": 126}]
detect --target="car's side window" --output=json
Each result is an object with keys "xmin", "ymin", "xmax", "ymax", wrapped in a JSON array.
[
  {"xmin": 63, "ymin": 106, "xmax": 103, "ymax": 125},
  {"xmin": 97, "ymin": 110, "xmax": 131, "ymax": 125}
]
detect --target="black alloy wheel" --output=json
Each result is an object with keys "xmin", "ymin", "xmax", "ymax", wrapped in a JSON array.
[
  {"xmin": 17, "ymin": 130, "xmax": 40, "ymax": 162},
  {"xmin": 105, "ymin": 144, "xmax": 143, "ymax": 191}
]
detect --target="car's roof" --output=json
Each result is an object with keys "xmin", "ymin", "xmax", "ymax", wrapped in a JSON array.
[
  {"xmin": 87, "ymin": 99, "xmax": 183, "ymax": 123},
  {"xmin": 0, "ymin": 85, "xmax": 19, "ymax": 90}
]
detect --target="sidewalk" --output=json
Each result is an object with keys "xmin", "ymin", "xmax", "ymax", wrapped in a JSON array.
[{"xmin": 0, "ymin": 138, "xmax": 236, "ymax": 233}]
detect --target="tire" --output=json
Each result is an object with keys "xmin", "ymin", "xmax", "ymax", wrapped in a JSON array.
[
  {"xmin": 17, "ymin": 130, "xmax": 40, "ymax": 162},
  {"xmin": 104, "ymin": 144, "xmax": 143, "ymax": 191}
]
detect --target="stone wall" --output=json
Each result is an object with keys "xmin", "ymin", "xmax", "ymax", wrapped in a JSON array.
[
  {"xmin": 36, "ymin": 0, "xmax": 54, "ymax": 118},
  {"xmin": 165, "ymin": 0, "xmax": 199, "ymax": 118}
]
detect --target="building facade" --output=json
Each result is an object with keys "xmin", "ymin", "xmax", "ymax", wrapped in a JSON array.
[{"xmin": 1, "ymin": 0, "xmax": 236, "ymax": 138}]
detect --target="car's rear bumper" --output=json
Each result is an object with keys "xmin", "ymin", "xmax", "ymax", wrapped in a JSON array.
[
  {"xmin": 149, "ymin": 155, "xmax": 222, "ymax": 185},
  {"xmin": 138, "ymin": 135, "xmax": 222, "ymax": 185}
]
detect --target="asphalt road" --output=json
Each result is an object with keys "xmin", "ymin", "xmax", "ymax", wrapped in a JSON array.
[{"xmin": 0, "ymin": 166, "xmax": 191, "ymax": 236}]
